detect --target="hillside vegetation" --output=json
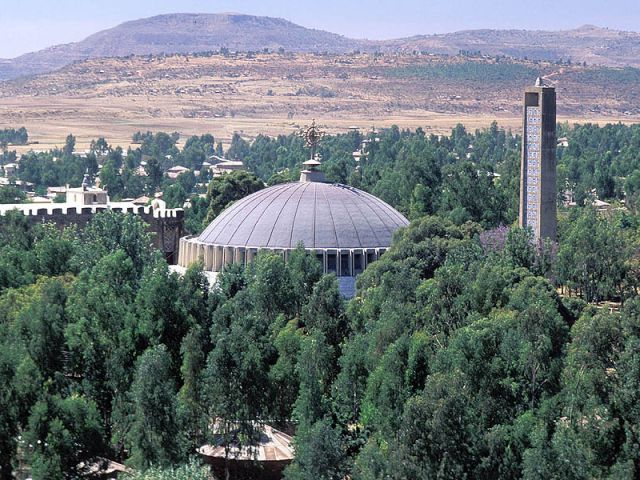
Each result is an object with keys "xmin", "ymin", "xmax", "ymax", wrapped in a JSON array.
[
  {"xmin": 1, "ymin": 51, "xmax": 639, "ymax": 148},
  {"xmin": 1, "ymin": 15, "xmax": 640, "ymax": 80}
]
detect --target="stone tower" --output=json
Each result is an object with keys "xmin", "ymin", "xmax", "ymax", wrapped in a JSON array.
[{"xmin": 519, "ymin": 77, "xmax": 557, "ymax": 242}]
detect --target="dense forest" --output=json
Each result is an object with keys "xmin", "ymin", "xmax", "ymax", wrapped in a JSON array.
[{"xmin": 1, "ymin": 121, "xmax": 640, "ymax": 478}]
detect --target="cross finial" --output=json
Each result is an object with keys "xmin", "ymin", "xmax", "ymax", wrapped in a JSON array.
[{"xmin": 298, "ymin": 119, "xmax": 326, "ymax": 161}]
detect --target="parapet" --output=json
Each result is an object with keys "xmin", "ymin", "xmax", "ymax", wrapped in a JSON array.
[
  {"xmin": 0, "ymin": 202, "xmax": 185, "ymax": 265},
  {"xmin": 0, "ymin": 203, "xmax": 184, "ymax": 219}
]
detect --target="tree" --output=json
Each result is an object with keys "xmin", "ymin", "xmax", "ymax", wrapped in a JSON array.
[
  {"xmin": 74, "ymin": 210, "xmax": 154, "ymax": 276},
  {"xmin": 226, "ymin": 133, "xmax": 250, "ymax": 160},
  {"xmin": 90, "ymin": 137, "xmax": 110, "ymax": 157},
  {"xmin": 300, "ymin": 275, "xmax": 345, "ymax": 348},
  {"xmin": 15, "ymin": 277, "xmax": 68, "ymax": 380},
  {"xmin": 65, "ymin": 250, "xmax": 138, "ymax": 435},
  {"xmin": 204, "ymin": 326, "xmax": 269, "ymax": 479},
  {"xmin": 624, "ymin": 170, "xmax": 640, "ymax": 213},
  {"xmin": 0, "ymin": 343, "xmax": 21, "ymax": 480},
  {"xmin": 293, "ymin": 332, "xmax": 334, "ymax": 432},
  {"xmin": 145, "ymin": 157, "xmax": 163, "ymax": 193},
  {"xmin": 99, "ymin": 159, "xmax": 123, "ymax": 198},
  {"xmin": 32, "ymin": 224, "xmax": 77, "ymax": 277},
  {"xmin": 361, "ymin": 337, "xmax": 409, "ymax": 437},
  {"xmin": 163, "ymin": 183, "xmax": 187, "ymax": 209},
  {"xmin": 25, "ymin": 395, "xmax": 105, "ymax": 480},
  {"xmin": 127, "ymin": 345, "xmax": 183, "ymax": 468},
  {"xmin": 0, "ymin": 185, "xmax": 26, "ymax": 204},
  {"xmin": 133, "ymin": 260, "xmax": 192, "ymax": 366},
  {"xmin": 287, "ymin": 245, "xmax": 323, "ymax": 314},
  {"xmin": 439, "ymin": 161, "xmax": 507, "ymax": 227},
  {"xmin": 62, "ymin": 134, "xmax": 75, "ymax": 158},
  {"xmin": 127, "ymin": 460, "xmax": 211, "ymax": 480},
  {"xmin": 177, "ymin": 326, "xmax": 207, "ymax": 449},
  {"xmin": 556, "ymin": 208, "xmax": 628, "ymax": 301},
  {"xmin": 285, "ymin": 418, "xmax": 345, "ymax": 480},
  {"xmin": 269, "ymin": 319, "xmax": 303, "ymax": 423},
  {"xmin": 204, "ymin": 170, "xmax": 264, "ymax": 223}
]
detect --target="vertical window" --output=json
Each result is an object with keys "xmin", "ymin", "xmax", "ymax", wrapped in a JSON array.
[
  {"xmin": 340, "ymin": 253, "xmax": 350, "ymax": 277},
  {"xmin": 354, "ymin": 253, "xmax": 363, "ymax": 275},
  {"xmin": 367, "ymin": 252, "xmax": 376, "ymax": 266},
  {"xmin": 327, "ymin": 254, "xmax": 337, "ymax": 273}
]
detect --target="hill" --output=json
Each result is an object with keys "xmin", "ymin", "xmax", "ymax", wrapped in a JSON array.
[
  {"xmin": 383, "ymin": 25, "xmax": 640, "ymax": 67},
  {"xmin": 2, "ymin": 15, "xmax": 640, "ymax": 80},
  {"xmin": 0, "ymin": 13, "xmax": 370, "ymax": 80}
]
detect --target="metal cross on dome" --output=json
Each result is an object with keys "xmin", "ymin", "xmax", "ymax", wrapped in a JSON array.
[{"xmin": 298, "ymin": 119, "xmax": 326, "ymax": 160}]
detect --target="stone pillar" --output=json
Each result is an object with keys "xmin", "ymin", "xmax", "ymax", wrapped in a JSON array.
[
  {"xmin": 186, "ymin": 240, "xmax": 193, "ymax": 266},
  {"xmin": 185, "ymin": 241, "xmax": 191, "ymax": 266},
  {"xmin": 350, "ymin": 250, "xmax": 355, "ymax": 277},
  {"xmin": 234, "ymin": 247, "xmax": 245, "ymax": 265},
  {"xmin": 204, "ymin": 245, "xmax": 214, "ymax": 270},
  {"xmin": 224, "ymin": 247, "xmax": 234, "ymax": 267},
  {"xmin": 183, "ymin": 238, "xmax": 189, "ymax": 267},
  {"xmin": 214, "ymin": 246, "xmax": 223, "ymax": 271}
]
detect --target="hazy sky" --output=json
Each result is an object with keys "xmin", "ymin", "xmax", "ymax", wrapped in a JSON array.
[{"xmin": 1, "ymin": 0, "xmax": 639, "ymax": 58}]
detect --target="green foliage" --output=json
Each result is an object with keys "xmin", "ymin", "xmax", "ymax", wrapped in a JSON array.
[
  {"xmin": 74, "ymin": 210, "xmax": 154, "ymax": 276},
  {"xmin": 17, "ymin": 149, "xmax": 98, "ymax": 188},
  {"xmin": 572, "ymin": 66, "xmax": 640, "ymax": 85},
  {"xmin": 127, "ymin": 345, "xmax": 183, "ymax": 468},
  {"xmin": 0, "ymin": 185, "xmax": 26, "ymax": 203},
  {"xmin": 0, "ymin": 127, "xmax": 28, "ymax": 145},
  {"xmin": 127, "ymin": 459, "xmax": 211, "ymax": 480},
  {"xmin": 557, "ymin": 208, "xmax": 629, "ymax": 301},
  {"xmin": 2, "ymin": 121, "xmax": 640, "ymax": 480},
  {"xmin": 183, "ymin": 195, "xmax": 210, "ymax": 235},
  {"xmin": 63, "ymin": 134, "xmax": 75, "ymax": 158},
  {"xmin": 25, "ymin": 394, "xmax": 105, "ymax": 480},
  {"xmin": 440, "ymin": 161, "xmax": 508, "ymax": 227},
  {"xmin": 204, "ymin": 170, "xmax": 264, "ymax": 223},
  {"xmin": 285, "ymin": 417, "xmax": 345, "ymax": 480},
  {"xmin": 226, "ymin": 132, "xmax": 251, "ymax": 160},
  {"xmin": 386, "ymin": 62, "xmax": 539, "ymax": 83}
]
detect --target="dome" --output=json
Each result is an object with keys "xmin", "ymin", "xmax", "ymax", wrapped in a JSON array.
[{"xmin": 197, "ymin": 181, "xmax": 409, "ymax": 250}]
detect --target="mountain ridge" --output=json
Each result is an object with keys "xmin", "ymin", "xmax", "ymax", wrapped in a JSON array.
[{"xmin": 1, "ymin": 13, "xmax": 640, "ymax": 80}]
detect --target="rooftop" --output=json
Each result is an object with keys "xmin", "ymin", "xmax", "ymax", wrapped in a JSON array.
[
  {"xmin": 198, "ymin": 424, "xmax": 293, "ymax": 462},
  {"xmin": 197, "ymin": 181, "xmax": 408, "ymax": 250}
]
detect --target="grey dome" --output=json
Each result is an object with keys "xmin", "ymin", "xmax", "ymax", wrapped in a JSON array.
[{"xmin": 198, "ymin": 182, "xmax": 409, "ymax": 249}]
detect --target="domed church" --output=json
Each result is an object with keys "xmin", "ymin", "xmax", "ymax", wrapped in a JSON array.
[{"xmin": 178, "ymin": 123, "xmax": 409, "ymax": 290}]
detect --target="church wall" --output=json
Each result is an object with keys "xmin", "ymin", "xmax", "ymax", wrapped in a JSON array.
[
  {"xmin": 1, "ymin": 206, "xmax": 184, "ymax": 264},
  {"xmin": 178, "ymin": 238, "xmax": 387, "ymax": 276}
]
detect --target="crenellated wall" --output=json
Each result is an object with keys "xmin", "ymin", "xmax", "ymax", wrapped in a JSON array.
[{"xmin": 0, "ymin": 205, "xmax": 185, "ymax": 264}]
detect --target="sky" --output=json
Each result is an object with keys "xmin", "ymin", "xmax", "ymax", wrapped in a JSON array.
[{"xmin": 0, "ymin": 0, "xmax": 639, "ymax": 58}]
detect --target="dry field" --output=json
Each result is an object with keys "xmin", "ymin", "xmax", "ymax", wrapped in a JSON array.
[{"xmin": 1, "ymin": 52, "xmax": 639, "ymax": 150}]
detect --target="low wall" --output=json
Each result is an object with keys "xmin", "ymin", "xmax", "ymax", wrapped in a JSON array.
[{"xmin": 0, "ymin": 205, "xmax": 185, "ymax": 264}]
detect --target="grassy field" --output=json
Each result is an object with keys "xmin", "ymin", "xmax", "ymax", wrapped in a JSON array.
[{"xmin": 1, "ymin": 53, "xmax": 639, "ymax": 150}]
